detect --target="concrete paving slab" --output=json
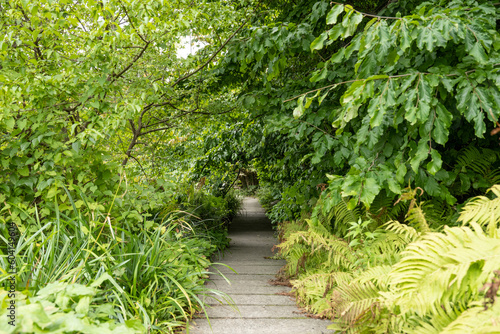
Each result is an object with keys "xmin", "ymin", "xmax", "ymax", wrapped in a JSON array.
[
  {"xmin": 208, "ymin": 274, "xmax": 277, "ymax": 282},
  {"xmin": 210, "ymin": 264, "xmax": 285, "ymax": 275},
  {"xmin": 204, "ymin": 281, "xmax": 289, "ymax": 294},
  {"xmin": 202, "ymin": 293, "xmax": 297, "ymax": 306},
  {"xmin": 195, "ymin": 305, "xmax": 308, "ymax": 319},
  {"xmin": 187, "ymin": 318, "xmax": 332, "ymax": 334}
]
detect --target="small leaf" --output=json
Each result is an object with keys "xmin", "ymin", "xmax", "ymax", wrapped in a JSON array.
[
  {"xmin": 326, "ymin": 5, "xmax": 344, "ymax": 25},
  {"xmin": 330, "ymin": 48, "xmax": 345, "ymax": 63},
  {"xmin": 343, "ymin": 13, "xmax": 363, "ymax": 38},
  {"xmin": 432, "ymin": 103, "xmax": 452, "ymax": 145},
  {"xmin": 318, "ymin": 91, "xmax": 329, "ymax": 105},
  {"xmin": 396, "ymin": 163, "xmax": 407, "ymax": 184},
  {"xmin": 311, "ymin": 32, "xmax": 328, "ymax": 51},
  {"xmin": 310, "ymin": 67, "xmax": 328, "ymax": 82},
  {"xmin": 360, "ymin": 177, "xmax": 381, "ymax": 207},
  {"xmin": 5, "ymin": 117, "xmax": 15, "ymax": 130},
  {"xmin": 470, "ymin": 42, "xmax": 488, "ymax": 64},
  {"xmin": 19, "ymin": 166, "xmax": 30, "ymax": 177},
  {"xmin": 410, "ymin": 139, "xmax": 429, "ymax": 172},
  {"xmin": 426, "ymin": 149, "xmax": 442, "ymax": 175},
  {"xmin": 293, "ymin": 95, "xmax": 305, "ymax": 118}
]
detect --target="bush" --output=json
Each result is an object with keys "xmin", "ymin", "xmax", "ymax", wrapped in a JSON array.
[{"xmin": 0, "ymin": 183, "xmax": 238, "ymax": 333}]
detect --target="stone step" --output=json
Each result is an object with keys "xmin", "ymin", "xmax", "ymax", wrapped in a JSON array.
[
  {"xmin": 194, "ymin": 305, "xmax": 308, "ymax": 319},
  {"xmin": 201, "ymin": 293, "xmax": 297, "ymax": 306},
  {"xmin": 204, "ymin": 280, "xmax": 290, "ymax": 295}
]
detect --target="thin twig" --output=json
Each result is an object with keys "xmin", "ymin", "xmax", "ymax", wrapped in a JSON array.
[{"xmin": 331, "ymin": 2, "xmax": 402, "ymax": 20}]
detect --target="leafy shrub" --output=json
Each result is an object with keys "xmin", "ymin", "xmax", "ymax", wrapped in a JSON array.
[
  {"xmin": 256, "ymin": 185, "xmax": 278, "ymax": 209},
  {"xmin": 0, "ymin": 278, "xmax": 144, "ymax": 334},
  {"xmin": 0, "ymin": 184, "xmax": 236, "ymax": 333}
]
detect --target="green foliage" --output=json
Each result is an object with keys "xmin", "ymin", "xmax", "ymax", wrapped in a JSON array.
[
  {"xmin": 215, "ymin": 0, "xmax": 500, "ymax": 223},
  {"xmin": 0, "ymin": 280, "xmax": 144, "ymax": 334},
  {"xmin": 0, "ymin": 186, "xmax": 237, "ymax": 333},
  {"xmin": 0, "ymin": 0, "xmax": 249, "ymax": 227},
  {"xmin": 277, "ymin": 185, "xmax": 500, "ymax": 333},
  {"xmin": 294, "ymin": 0, "xmax": 500, "ymax": 207}
]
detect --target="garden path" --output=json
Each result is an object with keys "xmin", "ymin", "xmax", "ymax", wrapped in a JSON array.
[{"xmin": 187, "ymin": 197, "xmax": 333, "ymax": 334}]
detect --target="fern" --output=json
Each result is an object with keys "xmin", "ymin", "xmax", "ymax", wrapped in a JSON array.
[
  {"xmin": 313, "ymin": 195, "xmax": 362, "ymax": 237},
  {"xmin": 383, "ymin": 220, "xmax": 420, "ymax": 241},
  {"xmin": 458, "ymin": 184, "xmax": 500, "ymax": 237},
  {"xmin": 456, "ymin": 147, "xmax": 499, "ymax": 176},
  {"xmin": 277, "ymin": 185, "xmax": 500, "ymax": 333},
  {"xmin": 439, "ymin": 301, "xmax": 500, "ymax": 334},
  {"xmin": 330, "ymin": 280, "xmax": 382, "ymax": 330},
  {"xmin": 452, "ymin": 147, "xmax": 500, "ymax": 197},
  {"xmin": 292, "ymin": 271, "xmax": 353, "ymax": 317},
  {"xmin": 405, "ymin": 202, "xmax": 431, "ymax": 233},
  {"xmin": 390, "ymin": 223, "xmax": 500, "ymax": 316}
]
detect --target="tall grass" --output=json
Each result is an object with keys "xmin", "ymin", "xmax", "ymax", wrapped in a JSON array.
[{"xmin": 0, "ymin": 188, "xmax": 235, "ymax": 333}]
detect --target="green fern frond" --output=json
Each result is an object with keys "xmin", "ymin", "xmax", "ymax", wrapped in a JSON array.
[
  {"xmin": 409, "ymin": 302, "xmax": 466, "ymax": 334},
  {"xmin": 361, "ymin": 231, "xmax": 411, "ymax": 266},
  {"xmin": 390, "ymin": 223, "xmax": 500, "ymax": 316},
  {"xmin": 330, "ymin": 280, "xmax": 382, "ymax": 330},
  {"xmin": 384, "ymin": 220, "xmax": 420, "ymax": 241},
  {"xmin": 456, "ymin": 147, "xmax": 498, "ymax": 175},
  {"xmin": 485, "ymin": 169, "xmax": 500, "ymax": 186},
  {"xmin": 278, "ymin": 226, "xmax": 358, "ymax": 272},
  {"xmin": 458, "ymin": 184, "xmax": 500, "ymax": 236},
  {"xmin": 405, "ymin": 203, "xmax": 431, "ymax": 233},
  {"xmin": 292, "ymin": 271, "xmax": 354, "ymax": 317},
  {"xmin": 440, "ymin": 301, "xmax": 500, "ymax": 334},
  {"xmin": 368, "ymin": 190, "xmax": 398, "ymax": 223},
  {"xmin": 352, "ymin": 265, "xmax": 392, "ymax": 288}
]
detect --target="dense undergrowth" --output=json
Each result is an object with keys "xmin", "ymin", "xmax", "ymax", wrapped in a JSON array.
[
  {"xmin": 0, "ymin": 181, "xmax": 241, "ymax": 333},
  {"xmin": 267, "ymin": 185, "xmax": 500, "ymax": 333}
]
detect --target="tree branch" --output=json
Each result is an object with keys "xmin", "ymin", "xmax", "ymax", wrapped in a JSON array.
[{"xmin": 172, "ymin": 16, "xmax": 251, "ymax": 86}]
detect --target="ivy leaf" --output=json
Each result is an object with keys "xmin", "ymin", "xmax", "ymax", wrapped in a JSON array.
[
  {"xmin": 326, "ymin": 5, "xmax": 344, "ymax": 25},
  {"xmin": 311, "ymin": 32, "xmax": 328, "ymax": 51}
]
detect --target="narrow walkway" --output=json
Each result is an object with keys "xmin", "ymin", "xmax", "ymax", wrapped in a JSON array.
[{"xmin": 188, "ymin": 197, "xmax": 332, "ymax": 334}]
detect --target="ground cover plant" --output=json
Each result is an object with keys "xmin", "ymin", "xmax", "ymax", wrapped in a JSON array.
[
  {"xmin": 0, "ymin": 185, "xmax": 241, "ymax": 333},
  {"xmin": 276, "ymin": 185, "xmax": 500, "ymax": 333}
]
